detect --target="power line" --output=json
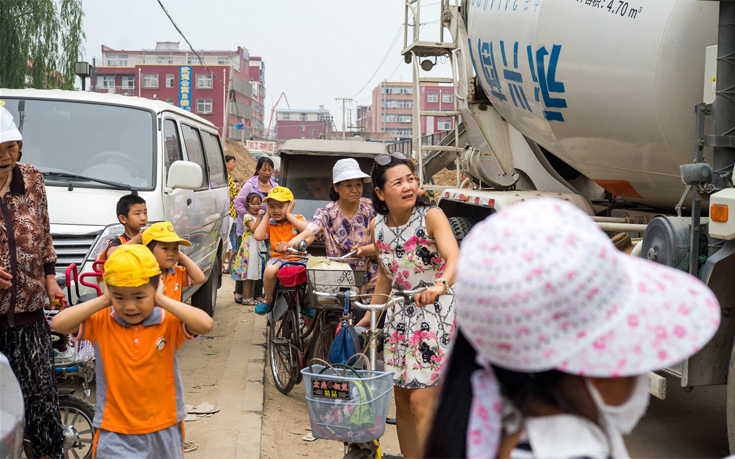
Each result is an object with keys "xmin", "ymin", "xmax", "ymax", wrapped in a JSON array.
[
  {"xmin": 350, "ymin": 23, "xmax": 404, "ymax": 99},
  {"xmin": 154, "ymin": 0, "xmax": 226, "ymax": 87}
]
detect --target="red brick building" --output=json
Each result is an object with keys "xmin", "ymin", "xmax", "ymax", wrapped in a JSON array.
[
  {"xmin": 365, "ymin": 81, "xmax": 455, "ymax": 139},
  {"xmin": 275, "ymin": 106, "xmax": 332, "ymax": 140},
  {"xmin": 93, "ymin": 42, "xmax": 261, "ymax": 140}
]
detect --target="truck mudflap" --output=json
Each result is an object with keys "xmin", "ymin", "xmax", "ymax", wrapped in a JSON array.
[{"xmin": 677, "ymin": 239, "xmax": 735, "ymax": 387}]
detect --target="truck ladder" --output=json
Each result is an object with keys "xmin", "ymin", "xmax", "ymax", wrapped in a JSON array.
[{"xmin": 403, "ymin": 0, "xmax": 462, "ymax": 187}]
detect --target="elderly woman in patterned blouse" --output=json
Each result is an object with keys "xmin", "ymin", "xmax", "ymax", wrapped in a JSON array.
[
  {"xmin": 283, "ymin": 158, "xmax": 379, "ymax": 297},
  {"xmin": 0, "ymin": 106, "xmax": 64, "ymax": 458}
]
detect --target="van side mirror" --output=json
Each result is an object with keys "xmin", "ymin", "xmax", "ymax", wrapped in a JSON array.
[{"xmin": 167, "ymin": 161, "xmax": 202, "ymax": 190}]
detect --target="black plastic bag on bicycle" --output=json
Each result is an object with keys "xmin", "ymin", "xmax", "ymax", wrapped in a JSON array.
[{"xmin": 329, "ymin": 291, "xmax": 360, "ymax": 365}]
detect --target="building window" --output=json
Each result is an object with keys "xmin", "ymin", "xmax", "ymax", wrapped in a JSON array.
[
  {"xmin": 442, "ymin": 93, "xmax": 453, "ymax": 103},
  {"xmin": 143, "ymin": 73, "xmax": 158, "ymax": 88},
  {"xmin": 427, "ymin": 93, "xmax": 438, "ymax": 103},
  {"xmin": 166, "ymin": 99, "xmax": 175, "ymax": 105},
  {"xmin": 96, "ymin": 76, "xmax": 115, "ymax": 88},
  {"xmin": 187, "ymin": 56, "xmax": 199, "ymax": 65},
  {"xmin": 196, "ymin": 99, "xmax": 213, "ymax": 114},
  {"xmin": 197, "ymin": 74, "xmax": 213, "ymax": 89},
  {"xmin": 106, "ymin": 55, "xmax": 116, "ymax": 66},
  {"xmin": 437, "ymin": 119, "xmax": 453, "ymax": 131},
  {"xmin": 121, "ymin": 76, "xmax": 135, "ymax": 89},
  {"xmin": 281, "ymin": 113, "xmax": 290, "ymax": 120},
  {"xmin": 299, "ymin": 113, "xmax": 307, "ymax": 121},
  {"xmin": 119, "ymin": 55, "xmax": 128, "ymax": 66},
  {"xmin": 218, "ymin": 56, "xmax": 228, "ymax": 65},
  {"xmin": 157, "ymin": 55, "xmax": 173, "ymax": 64},
  {"xmin": 301, "ymin": 125, "xmax": 305, "ymax": 131},
  {"xmin": 166, "ymin": 74, "xmax": 174, "ymax": 88}
]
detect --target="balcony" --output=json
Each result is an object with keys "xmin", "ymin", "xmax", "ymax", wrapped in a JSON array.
[{"xmin": 94, "ymin": 86, "xmax": 136, "ymax": 96}]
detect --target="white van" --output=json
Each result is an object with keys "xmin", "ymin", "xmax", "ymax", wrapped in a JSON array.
[{"xmin": 0, "ymin": 89, "xmax": 229, "ymax": 316}]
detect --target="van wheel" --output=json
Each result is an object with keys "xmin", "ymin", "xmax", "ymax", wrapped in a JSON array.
[
  {"xmin": 193, "ymin": 256, "xmax": 219, "ymax": 317},
  {"xmin": 448, "ymin": 216, "xmax": 473, "ymax": 246}
]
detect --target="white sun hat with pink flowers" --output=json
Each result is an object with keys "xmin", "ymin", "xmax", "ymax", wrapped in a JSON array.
[{"xmin": 454, "ymin": 198, "xmax": 721, "ymax": 458}]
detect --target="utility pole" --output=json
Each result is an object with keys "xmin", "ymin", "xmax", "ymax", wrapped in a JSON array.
[{"xmin": 336, "ymin": 97, "xmax": 353, "ymax": 140}]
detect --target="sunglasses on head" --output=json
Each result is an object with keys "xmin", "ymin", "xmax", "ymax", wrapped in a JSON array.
[{"xmin": 375, "ymin": 152, "xmax": 407, "ymax": 166}]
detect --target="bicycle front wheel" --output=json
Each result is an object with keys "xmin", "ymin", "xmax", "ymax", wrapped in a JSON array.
[{"xmin": 268, "ymin": 309, "xmax": 298, "ymax": 394}]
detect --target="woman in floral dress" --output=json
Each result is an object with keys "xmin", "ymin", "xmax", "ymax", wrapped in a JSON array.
[{"xmin": 356, "ymin": 152, "xmax": 459, "ymax": 459}]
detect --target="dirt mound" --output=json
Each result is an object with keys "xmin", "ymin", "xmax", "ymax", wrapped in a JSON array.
[{"xmin": 224, "ymin": 139, "xmax": 258, "ymax": 184}]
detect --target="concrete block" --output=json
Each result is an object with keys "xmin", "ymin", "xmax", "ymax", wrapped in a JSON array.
[
  {"xmin": 246, "ymin": 362, "xmax": 265, "ymax": 383},
  {"xmin": 242, "ymin": 381, "xmax": 264, "ymax": 412}
]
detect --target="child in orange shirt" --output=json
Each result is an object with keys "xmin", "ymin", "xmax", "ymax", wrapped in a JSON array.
[
  {"xmin": 143, "ymin": 222, "xmax": 205, "ymax": 302},
  {"xmin": 253, "ymin": 186, "xmax": 308, "ymax": 315},
  {"xmin": 52, "ymin": 244, "xmax": 213, "ymax": 458}
]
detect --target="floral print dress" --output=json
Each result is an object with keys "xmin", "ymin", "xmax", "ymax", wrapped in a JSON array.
[
  {"xmin": 231, "ymin": 214, "xmax": 264, "ymax": 281},
  {"xmin": 374, "ymin": 206, "xmax": 455, "ymax": 388}
]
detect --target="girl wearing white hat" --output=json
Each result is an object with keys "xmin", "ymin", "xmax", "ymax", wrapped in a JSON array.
[
  {"xmin": 358, "ymin": 152, "xmax": 459, "ymax": 459},
  {"xmin": 424, "ymin": 198, "xmax": 721, "ymax": 459},
  {"xmin": 285, "ymin": 158, "xmax": 380, "ymax": 298}
]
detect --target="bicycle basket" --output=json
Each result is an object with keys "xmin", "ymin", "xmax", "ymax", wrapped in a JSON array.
[
  {"xmin": 307, "ymin": 267, "xmax": 365, "ymax": 310},
  {"xmin": 301, "ymin": 364, "xmax": 393, "ymax": 443}
]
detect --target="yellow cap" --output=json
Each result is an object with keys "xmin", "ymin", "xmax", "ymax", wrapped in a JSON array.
[
  {"xmin": 263, "ymin": 186, "xmax": 294, "ymax": 203},
  {"xmin": 142, "ymin": 222, "xmax": 191, "ymax": 247},
  {"xmin": 102, "ymin": 244, "xmax": 160, "ymax": 287}
]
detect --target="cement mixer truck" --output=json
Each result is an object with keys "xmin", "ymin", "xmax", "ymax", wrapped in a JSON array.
[{"xmin": 402, "ymin": 0, "xmax": 735, "ymax": 450}]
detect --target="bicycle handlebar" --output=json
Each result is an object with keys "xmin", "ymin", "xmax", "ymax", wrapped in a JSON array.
[
  {"xmin": 313, "ymin": 287, "xmax": 428, "ymax": 311},
  {"xmin": 285, "ymin": 247, "xmax": 359, "ymax": 262}
]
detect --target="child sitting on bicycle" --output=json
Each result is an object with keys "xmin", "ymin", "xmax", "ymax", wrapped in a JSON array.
[
  {"xmin": 101, "ymin": 193, "xmax": 148, "ymax": 259},
  {"xmin": 231, "ymin": 192, "xmax": 265, "ymax": 305},
  {"xmin": 252, "ymin": 186, "xmax": 309, "ymax": 316},
  {"xmin": 51, "ymin": 244, "xmax": 213, "ymax": 458},
  {"xmin": 143, "ymin": 222, "xmax": 205, "ymax": 302}
]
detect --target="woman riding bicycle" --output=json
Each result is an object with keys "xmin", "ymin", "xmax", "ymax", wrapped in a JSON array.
[{"xmin": 285, "ymin": 158, "xmax": 379, "ymax": 297}]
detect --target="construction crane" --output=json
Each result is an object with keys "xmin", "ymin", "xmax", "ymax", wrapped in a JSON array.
[{"xmin": 266, "ymin": 92, "xmax": 291, "ymax": 139}]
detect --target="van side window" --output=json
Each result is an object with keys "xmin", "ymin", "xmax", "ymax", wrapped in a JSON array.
[
  {"xmin": 202, "ymin": 132, "xmax": 227, "ymax": 188},
  {"xmin": 163, "ymin": 119, "xmax": 182, "ymax": 175},
  {"xmin": 181, "ymin": 124, "xmax": 209, "ymax": 190}
]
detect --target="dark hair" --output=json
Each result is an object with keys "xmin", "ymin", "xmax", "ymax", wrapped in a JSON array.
[
  {"xmin": 234, "ymin": 180, "xmax": 241, "ymax": 184},
  {"xmin": 225, "ymin": 155, "xmax": 235, "ymax": 163},
  {"xmin": 254, "ymin": 157, "xmax": 275, "ymax": 176},
  {"xmin": 246, "ymin": 192, "xmax": 262, "ymax": 204},
  {"xmin": 329, "ymin": 185, "xmax": 340, "ymax": 202},
  {"xmin": 370, "ymin": 155, "xmax": 429, "ymax": 215},
  {"xmin": 116, "ymin": 194, "xmax": 146, "ymax": 221},
  {"xmin": 423, "ymin": 328, "xmax": 597, "ymax": 458},
  {"xmin": 146, "ymin": 240, "xmax": 160, "ymax": 252}
]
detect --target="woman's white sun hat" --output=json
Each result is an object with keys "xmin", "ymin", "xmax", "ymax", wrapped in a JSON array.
[
  {"xmin": 0, "ymin": 106, "xmax": 22, "ymax": 143},
  {"xmin": 332, "ymin": 158, "xmax": 370, "ymax": 184},
  {"xmin": 454, "ymin": 198, "xmax": 721, "ymax": 458}
]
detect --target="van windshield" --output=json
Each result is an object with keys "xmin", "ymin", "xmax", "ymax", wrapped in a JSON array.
[{"xmin": 2, "ymin": 98, "xmax": 155, "ymax": 189}]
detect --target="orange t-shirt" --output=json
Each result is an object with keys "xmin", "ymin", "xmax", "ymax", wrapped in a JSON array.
[
  {"xmin": 162, "ymin": 265, "xmax": 191, "ymax": 302},
  {"xmin": 267, "ymin": 215, "xmax": 305, "ymax": 260},
  {"xmin": 77, "ymin": 307, "xmax": 198, "ymax": 434}
]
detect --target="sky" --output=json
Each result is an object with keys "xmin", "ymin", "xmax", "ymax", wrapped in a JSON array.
[{"xmin": 80, "ymin": 0, "xmax": 450, "ymax": 133}]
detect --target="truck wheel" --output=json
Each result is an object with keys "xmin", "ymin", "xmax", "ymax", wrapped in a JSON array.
[
  {"xmin": 448, "ymin": 216, "xmax": 473, "ymax": 246},
  {"xmin": 193, "ymin": 255, "xmax": 219, "ymax": 317}
]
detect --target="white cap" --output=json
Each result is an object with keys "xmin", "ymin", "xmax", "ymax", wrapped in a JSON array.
[
  {"xmin": 0, "ymin": 106, "xmax": 22, "ymax": 144},
  {"xmin": 332, "ymin": 158, "xmax": 370, "ymax": 184}
]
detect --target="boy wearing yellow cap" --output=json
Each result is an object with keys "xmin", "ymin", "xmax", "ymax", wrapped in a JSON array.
[
  {"xmin": 142, "ymin": 222, "xmax": 205, "ymax": 302},
  {"xmin": 253, "ymin": 186, "xmax": 308, "ymax": 315},
  {"xmin": 52, "ymin": 245, "xmax": 213, "ymax": 458}
]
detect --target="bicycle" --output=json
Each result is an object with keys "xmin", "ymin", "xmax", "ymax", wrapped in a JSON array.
[
  {"xmin": 267, "ymin": 244, "xmax": 363, "ymax": 395},
  {"xmin": 305, "ymin": 288, "xmax": 426, "ymax": 459},
  {"xmin": 22, "ymin": 263, "xmax": 101, "ymax": 459}
]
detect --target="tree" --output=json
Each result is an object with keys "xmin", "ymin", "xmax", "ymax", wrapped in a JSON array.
[{"xmin": 0, "ymin": 0, "xmax": 85, "ymax": 90}]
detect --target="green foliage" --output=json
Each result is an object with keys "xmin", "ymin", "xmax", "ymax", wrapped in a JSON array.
[{"xmin": 0, "ymin": 0, "xmax": 85, "ymax": 89}]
